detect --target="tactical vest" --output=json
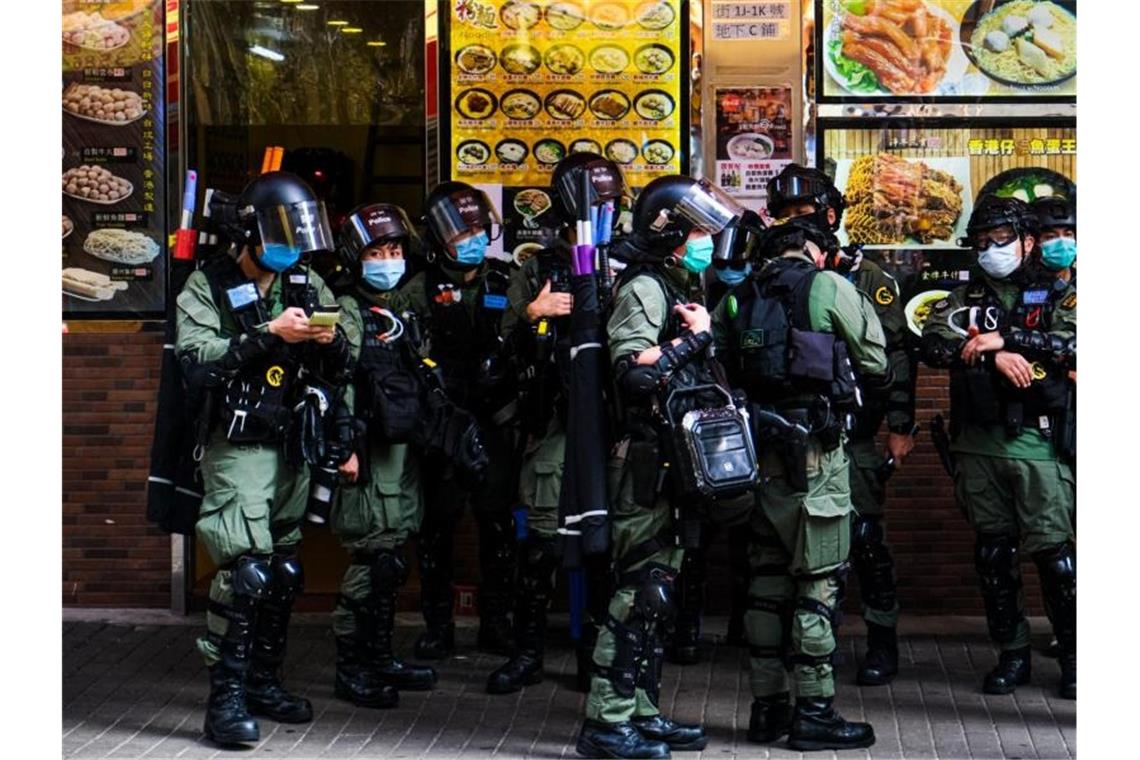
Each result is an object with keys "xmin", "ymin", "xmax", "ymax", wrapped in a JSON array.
[
  {"xmin": 354, "ymin": 300, "xmax": 421, "ymax": 444},
  {"xmin": 725, "ymin": 257, "xmax": 858, "ymax": 410},
  {"xmin": 949, "ymin": 277, "xmax": 1069, "ymax": 437},
  {"xmin": 201, "ymin": 257, "xmax": 305, "ymax": 444},
  {"xmin": 518, "ymin": 248, "xmax": 573, "ymax": 434},
  {"xmin": 423, "ymin": 260, "xmax": 513, "ymax": 411}
]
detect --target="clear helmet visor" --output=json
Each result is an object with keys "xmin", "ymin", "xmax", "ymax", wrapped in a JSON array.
[
  {"xmin": 770, "ymin": 172, "xmax": 828, "ymax": 202},
  {"xmin": 427, "ymin": 187, "xmax": 502, "ymax": 245},
  {"xmin": 255, "ymin": 200, "xmax": 334, "ymax": 258},
  {"xmin": 344, "ymin": 205, "xmax": 418, "ymax": 259},
  {"xmin": 675, "ymin": 180, "xmax": 746, "ymax": 237},
  {"xmin": 712, "ymin": 209, "xmax": 765, "ymax": 263}
]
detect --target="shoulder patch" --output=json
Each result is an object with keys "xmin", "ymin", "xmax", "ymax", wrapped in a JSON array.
[
  {"xmin": 1061, "ymin": 292, "xmax": 1076, "ymax": 309},
  {"xmin": 874, "ymin": 285, "xmax": 895, "ymax": 306}
]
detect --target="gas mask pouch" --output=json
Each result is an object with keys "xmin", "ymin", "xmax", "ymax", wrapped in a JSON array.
[{"xmin": 665, "ymin": 384, "xmax": 758, "ymax": 501}]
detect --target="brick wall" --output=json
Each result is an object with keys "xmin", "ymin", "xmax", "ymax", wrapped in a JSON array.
[
  {"xmin": 63, "ymin": 328, "xmax": 170, "ymax": 608},
  {"xmin": 62, "ymin": 328, "xmax": 1043, "ymax": 615}
]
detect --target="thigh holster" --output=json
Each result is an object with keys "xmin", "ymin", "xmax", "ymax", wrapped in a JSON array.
[{"xmin": 975, "ymin": 533, "xmax": 1024, "ymax": 644}]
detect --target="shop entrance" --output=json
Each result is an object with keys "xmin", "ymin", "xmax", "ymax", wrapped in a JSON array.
[{"xmin": 183, "ymin": 0, "xmax": 429, "ymax": 610}]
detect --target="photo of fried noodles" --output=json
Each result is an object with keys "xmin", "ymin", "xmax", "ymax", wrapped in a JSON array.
[
  {"xmin": 837, "ymin": 0, "xmax": 953, "ymax": 94},
  {"xmin": 844, "ymin": 155, "xmax": 964, "ymax": 245}
]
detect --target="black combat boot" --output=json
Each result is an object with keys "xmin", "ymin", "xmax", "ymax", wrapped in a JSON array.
[
  {"xmin": 667, "ymin": 549, "xmax": 704, "ymax": 665},
  {"xmin": 370, "ymin": 553, "xmax": 437, "ymax": 690},
  {"xmin": 204, "ymin": 661, "xmax": 260, "ymax": 745},
  {"xmin": 636, "ymin": 634, "xmax": 708, "ymax": 751},
  {"xmin": 857, "ymin": 622, "xmax": 899, "ymax": 686},
  {"xmin": 983, "ymin": 647, "xmax": 1032, "ymax": 694},
  {"xmin": 487, "ymin": 537, "xmax": 558, "ymax": 694},
  {"xmin": 476, "ymin": 515, "xmax": 517, "ymax": 656},
  {"xmin": 631, "ymin": 715, "xmax": 707, "ymax": 751},
  {"xmin": 1034, "ymin": 543, "xmax": 1076, "ymax": 699},
  {"xmin": 787, "ymin": 696, "xmax": 875, "ymax": 751},
  {"xmin": 576, "ymin": 720, "xmax": 671, "ymax": 759},
  {"xmin": 334, "ymin": 634, "xmax": 399, "ymax": 708},
  {"xmin": 245, "ymin": 556, "xmax": 312, "ymax": 723},
  {"xmin": 747, "ymin": 692, "xmax": 792, "ymax": 743},
  {"xmin": 203, "ymin": 557, "xmax": 270, "ymax": 745}
]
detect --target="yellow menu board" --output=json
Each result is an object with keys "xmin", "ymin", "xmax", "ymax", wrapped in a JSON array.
[
  {"xmin": 446, "ymin": 0, "xmax": 685, "ymax": 185},
  {"xmin": 817, "ymin": 0, "xmax": 1076, "ymax": 101}
]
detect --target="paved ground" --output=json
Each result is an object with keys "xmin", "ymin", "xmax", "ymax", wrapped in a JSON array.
[{"xmin": 62, "ymin": 612, "xmax": 1075, "ymax": 759}]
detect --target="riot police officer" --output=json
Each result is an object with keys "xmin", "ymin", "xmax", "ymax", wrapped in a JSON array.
[
  {"xmin": 766, "ymin": 164, "xmax": 917, "ymax": 686},
  {"xmin": 329, "ymin": 203, "xmax": 438, "ymax": 709},
  {"xmin": 922, "ymin": 195, "xmax": 1075, "ymax": 699},
  {"xmin": 486, "ymin": 153, "xmax": 625, "ymax": 694},
  {"xmin": 713, "ymin": 217, "xmax": 890, "ymax": 751},
  {"xmin": 1033, "ymin": 195, "xmax": 1076, "ymax": 282},
  {"xmin": 578, "ymin": 176, "xmax": 751, "ymax": 759},
  {"xmin": 402, "ymin": 182, "xmax": 518, "ymax": 659},
  {"xmin": 176, "ymin": 172, "xmax": 354, "ymax": 745}
]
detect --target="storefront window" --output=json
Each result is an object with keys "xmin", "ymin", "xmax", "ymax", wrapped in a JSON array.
[{"xmin": 184, "ymin": 0, "xmax": 428, "ymax": 220}]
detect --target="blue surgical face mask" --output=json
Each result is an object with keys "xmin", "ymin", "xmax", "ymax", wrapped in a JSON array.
[
  {"xmin": 681, "ymin": 234, "xmax": 714, "ymax": 274},
  {"xmin": 259, "ymin": 242, "xmax": 301, "ymax": 273},
  {"xmin": 362, "ymin": 259, "xmax": 406, "ymax": 291},
  {"xmin": 1041, "ymin": 237, "xmax": 1076, "ymax": 270},
  {"xmin": 715, "ymin": 262, "xmax": 751, "ymax": 286},
  {"xmin": 454, "ymin": 231, "xmax": 489, "ymax": 266}
]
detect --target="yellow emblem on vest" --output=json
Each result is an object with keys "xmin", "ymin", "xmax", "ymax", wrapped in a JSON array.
[
  {"xmin": 1061, "ymin": 292, "xmax": 1076, "ymax": 309},
  {"xmin": 1030, "ymin": 362, "xmax": 1048, "ymax": 381},
  {"xmin": 874, "ymin": 286, "xmax": 895, "ymax": 305},
  {"xmin": 266, "ymin": 365, "xmax": 285, "ymax": 387}
]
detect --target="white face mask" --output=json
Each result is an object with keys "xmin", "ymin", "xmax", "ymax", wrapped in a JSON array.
[{"xmin": 977, "ymin": 240, "xmax": 1022, "ymax": 279}]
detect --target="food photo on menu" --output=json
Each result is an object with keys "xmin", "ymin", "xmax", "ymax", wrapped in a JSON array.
[{"xmin": 819, "ymin": 0, "xmax": 1076, "ymax": 99}]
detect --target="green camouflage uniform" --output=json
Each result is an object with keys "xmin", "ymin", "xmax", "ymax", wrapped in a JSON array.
[
  {"xmin": 845, "ymin": 260, "xmax": 915, "ymax": 629},
  {"xmin": 176, "ymin": 266, "xmax": 350, "ymax": 666},
  {"xmin": 922, "ymin": 272, "xmax": 1075, "ymax": 651},
  {"xmin": 585, "ymin": 266, "xmax": 695, "ymax": 724},
  {"xmin": 712, "ymin": 251, "xmax": 889, "ymax": 700},
  {"xmin": 330, "ymin": 287, "xmax": 424, "ymax": 638}
]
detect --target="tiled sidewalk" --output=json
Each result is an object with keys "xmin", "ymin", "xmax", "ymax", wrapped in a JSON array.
[{"xmin": 62, "ymin": 612, "xmax": 1075, "ymax": 759}]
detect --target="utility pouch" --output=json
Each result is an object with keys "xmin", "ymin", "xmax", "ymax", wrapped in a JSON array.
[
  {"xmin": 364, "ymin": 365, "xmax": 421, "ymax": 444},
  {"xmin": 787, "ymin": 328, "xmax": 836, "ymax": 383}
]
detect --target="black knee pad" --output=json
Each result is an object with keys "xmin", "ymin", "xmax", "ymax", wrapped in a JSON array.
[
  {"xmin": 369, "ymin": 550, "xmax": 409, "ymax": 590},
  {"xmin": 231, "ymin": 555, "xmax": 273, "ymax": 600},
  {"xmin": 633, "ymin": 563, "xmax": 677, "ymax": 627},
  {"xmin": 268, "ymin": 554, "xmax": 304, "ymax": 600},
  {"xmin": 851, "ymin": 515, "xmax": 896, "ymax": 612},
  {"xmin": 974, "ymin": 533, "xmax": 1023, "ymax": 644}
]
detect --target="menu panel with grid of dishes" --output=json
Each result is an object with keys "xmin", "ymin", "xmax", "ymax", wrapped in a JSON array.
[{"xmin": 445, "ymin": 0, "xmax": 685, "ymax": 186}]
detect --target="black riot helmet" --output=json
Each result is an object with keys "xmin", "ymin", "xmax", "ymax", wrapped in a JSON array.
[
  {"xmin": 422, "ymin": 181, "xmax": 502, "ymax": 268},
  {"xmin": 338, "ymin": 203, "xmax": 420, "ymax": 269},
  {"xmin": 623, "ymin": 175, "xmax": 746, "ymax": 261},
  {"xmin": 1032, "ymin": 195, "xmax": 1076, "ymax": 233},
  {"xmin": 766, "ymin": 163, "xmax": 846, "ymax": 232},
  {"xmin": 752, "ymin": 217, "xmax": 835, "ymax": 264},
  {"xmin": 549, "ymin": 152, "xmax": 629, "ymax": 226},
  {"xmin": 960, "ymin": 194, "xmax": 1039, "ymax": 249},
  {"xmin": 210, "ymin": 171, "xmax": 335, "ymax": 267}
]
